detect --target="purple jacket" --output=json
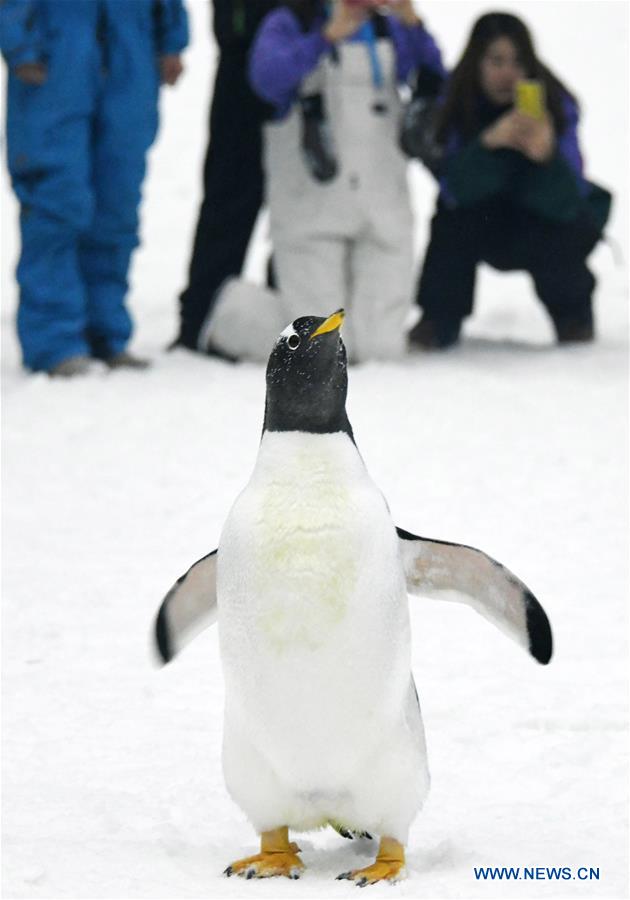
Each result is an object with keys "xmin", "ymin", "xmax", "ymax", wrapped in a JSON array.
[
  {"xmin": 249, "ymin": 6, "xmax": 445, "ymax": 118},
  {"xmin": 556, "ymin": 97, "xmax": 585, "ymax": 184}
]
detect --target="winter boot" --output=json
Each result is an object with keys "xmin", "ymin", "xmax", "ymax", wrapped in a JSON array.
[
  {"xmin": 48, "ymin": 355, "xmax": 93, "ymax": 377},
  {"xmin": 106, "ymin": 351, "xmax": 151, "ymax": 369},
  {"xmin": 408, "ymin": 316, "xmax": 462, "ymax": 350},
  {"xmin": 554, "ymin": 316, "xmax": 595, "ymax": 344}
]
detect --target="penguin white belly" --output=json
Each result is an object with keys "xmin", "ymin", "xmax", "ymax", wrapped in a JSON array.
[{"xmin": 217, "ymin": 432, "xmax": 428, "ymax": 838}]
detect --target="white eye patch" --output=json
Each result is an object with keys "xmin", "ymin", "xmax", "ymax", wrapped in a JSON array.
[
  {"xmin": 279, "ymin": 323, "xmax": 298, "ymax": 340},
  {"xmin": 277, "ymin": 322, "xmax": 301, "ymax": 350}
]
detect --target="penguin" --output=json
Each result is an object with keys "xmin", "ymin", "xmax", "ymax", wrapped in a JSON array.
[{"xmin": 154, "ymin": 309, "xmax": 553, "ymax": 886}]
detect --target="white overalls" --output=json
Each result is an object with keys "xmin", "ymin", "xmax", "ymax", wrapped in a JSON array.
[{"xmin": 208, "ymin": 37, "xmax": 414, "ymax": 363}]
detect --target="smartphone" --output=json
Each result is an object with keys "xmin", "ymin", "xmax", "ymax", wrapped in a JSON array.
[{"xmin": 515, "ymin": 80, "xmax": 546, "ymax": 119}]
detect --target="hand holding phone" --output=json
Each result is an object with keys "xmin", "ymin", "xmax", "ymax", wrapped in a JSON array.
[
  {"xmin": 481, "ymin": 105, "xmax": 554, "ymax": 163},
  {"xmin": 514, "ymin": 113, "xmax": 555, "ymax": 162},
  {"xmin": 480, "ymin": 110, "xmax": 523, "ymax": 150},
  {"xmin": 385, "ymin": 0, "xmax": 421, "ymax": 26},
  {"xmin": 324, "ymin": 1, "xmax": 368, "ymax": 42},
  {"xmin": 515, "ymin": 80, "xmax": 546, "ymax": 120}
]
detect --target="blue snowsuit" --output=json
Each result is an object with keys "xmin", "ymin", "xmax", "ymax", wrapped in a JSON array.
[{"xmin": 1, "ymin": 1, "xmax": 188, "ymax": 370}]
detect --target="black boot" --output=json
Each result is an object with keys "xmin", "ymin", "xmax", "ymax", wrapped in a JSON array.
[
  {"xmin": 554, "ymin": 315, "xmax": 595, "ymax": 344},
  {"xmin": 408, "ymin": 316, "xmax": 462, "ymax": 350}
]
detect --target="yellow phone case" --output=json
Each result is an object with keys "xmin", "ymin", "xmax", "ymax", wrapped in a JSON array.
[{"xmin": 516, "ymin": 80, "xmax": 546, "ymax": 119}]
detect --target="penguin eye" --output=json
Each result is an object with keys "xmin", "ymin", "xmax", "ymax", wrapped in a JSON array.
[{"xmin": 287, "ymin": 334, "xmax": 301, "ymax": 351}]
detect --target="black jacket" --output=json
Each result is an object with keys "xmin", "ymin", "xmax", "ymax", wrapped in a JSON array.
[{"xmin": 212, "ymin": 0, "xmax": 278, "ymax": 49}]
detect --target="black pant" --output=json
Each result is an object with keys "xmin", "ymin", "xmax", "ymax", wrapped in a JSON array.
[
  {"xmin": 416, "ymin": 199, "xmax": 601, "ymax": 328},
  {"xmin": 177, "ymin": 49, "xmax": 268, "ymax": 348}
]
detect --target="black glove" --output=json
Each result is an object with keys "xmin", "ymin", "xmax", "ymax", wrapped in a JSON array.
[
  {"xmin": 299, "ymin": 92, "xmax": 339, "ymax": 183},
  {"xmin": 399, "ymin": 66, "xmax": 445, "ymax": 171}
]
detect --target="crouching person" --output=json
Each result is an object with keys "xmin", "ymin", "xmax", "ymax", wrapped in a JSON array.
[{"xmin": 406, "ymin": 12, "xmax": 612, "ymax": 350}]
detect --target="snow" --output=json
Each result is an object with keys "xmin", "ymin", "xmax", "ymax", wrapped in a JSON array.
[{"xmin": 1, "ymin": 2, "xmax": 628, "ymax": 898}]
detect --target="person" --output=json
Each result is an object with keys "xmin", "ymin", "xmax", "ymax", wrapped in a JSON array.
[
  {"xmin": 405, "ymin": 12, "xmax": 612, "ymax": 350},
  {"xmin": 171, "ymin": 0, "xmax": 278, "ymax": 354},
  {"xmin": 1, "ymin": 0, "xmax": 188, "ymax": 376},
  {"xmin": 200, "ymin": 0, "xmax": 445, "ymax": 364}
]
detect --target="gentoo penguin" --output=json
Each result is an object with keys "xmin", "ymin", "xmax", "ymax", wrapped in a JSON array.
[{"xmin": 154, "ymin": 309, "xmax": 552, "ymax": 885}]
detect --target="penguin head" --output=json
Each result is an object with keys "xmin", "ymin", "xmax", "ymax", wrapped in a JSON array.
[{"xmin": 263, "ymin": 310, "xmax": 353, "ymax": 438}]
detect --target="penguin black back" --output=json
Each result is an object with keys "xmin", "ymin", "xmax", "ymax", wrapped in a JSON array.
[{"xmin": 263, "ymin": 311, "xmax": 354, "ymax": 440}]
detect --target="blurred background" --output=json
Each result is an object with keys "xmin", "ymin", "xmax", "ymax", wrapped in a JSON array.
[{"xmin": 2, "ymin": 0, "xmax": 628, "ymax": 353}]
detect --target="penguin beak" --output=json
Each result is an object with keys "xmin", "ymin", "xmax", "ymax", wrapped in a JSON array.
[{"xmin": 309, "ymin": 309, "xmax": 345, "ymax": 340}]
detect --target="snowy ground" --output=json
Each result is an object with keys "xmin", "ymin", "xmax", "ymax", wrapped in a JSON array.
[{"xmin": 1, "ymin": 2, "xmax": 629, "ymax": 899}]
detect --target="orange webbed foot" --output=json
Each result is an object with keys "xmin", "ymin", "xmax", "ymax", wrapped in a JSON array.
[
  {"xmin": 224, "ymin": 828, "xmax": 304, "ymax": 880},
  {"xmin": 336, "ymin": 836, "xmax": 406, "ymax": 886}
]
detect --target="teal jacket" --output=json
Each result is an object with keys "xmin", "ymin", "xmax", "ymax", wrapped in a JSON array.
[{"xmin": 441, "ymin": 96, "xmax": 611, "ymax": 232}]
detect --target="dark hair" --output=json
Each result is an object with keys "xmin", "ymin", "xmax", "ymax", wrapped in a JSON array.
[{"xmin": 435, "ymin": 12, "xmax": 577, "ymax": 144}]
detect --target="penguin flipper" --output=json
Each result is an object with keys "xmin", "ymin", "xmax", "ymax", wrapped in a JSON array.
[
  {"xmin": 396, "ymin": 527, "xmax": 552, "ymax": 664},
  {"xmin": 154, "ymin": 550, "xmax": 218, "ymax": 664}
]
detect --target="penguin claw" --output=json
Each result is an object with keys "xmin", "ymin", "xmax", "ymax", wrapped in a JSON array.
[
  {"xmin": 223, "ymin": 849, "xmax": 304, "ymax": 880},
  {"xmin": 335, "ymin": 860, "xmax": 406, "ymax": 885}
]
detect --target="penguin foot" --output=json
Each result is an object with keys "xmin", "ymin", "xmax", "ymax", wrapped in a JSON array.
[
  {"xmin": 224, "ymin": 827, "xmax": 304, "ymax": 880},
  {"xmin": 336, "ymin": 837, "xmax": 406, "ymax": 886},
  {"xmin": 223, "ymin": 847, "xmax": 303, "ymax": 880},
  {"xmin": 336, "ymin": 860, "xmax": 406, "ymax": 886}
]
